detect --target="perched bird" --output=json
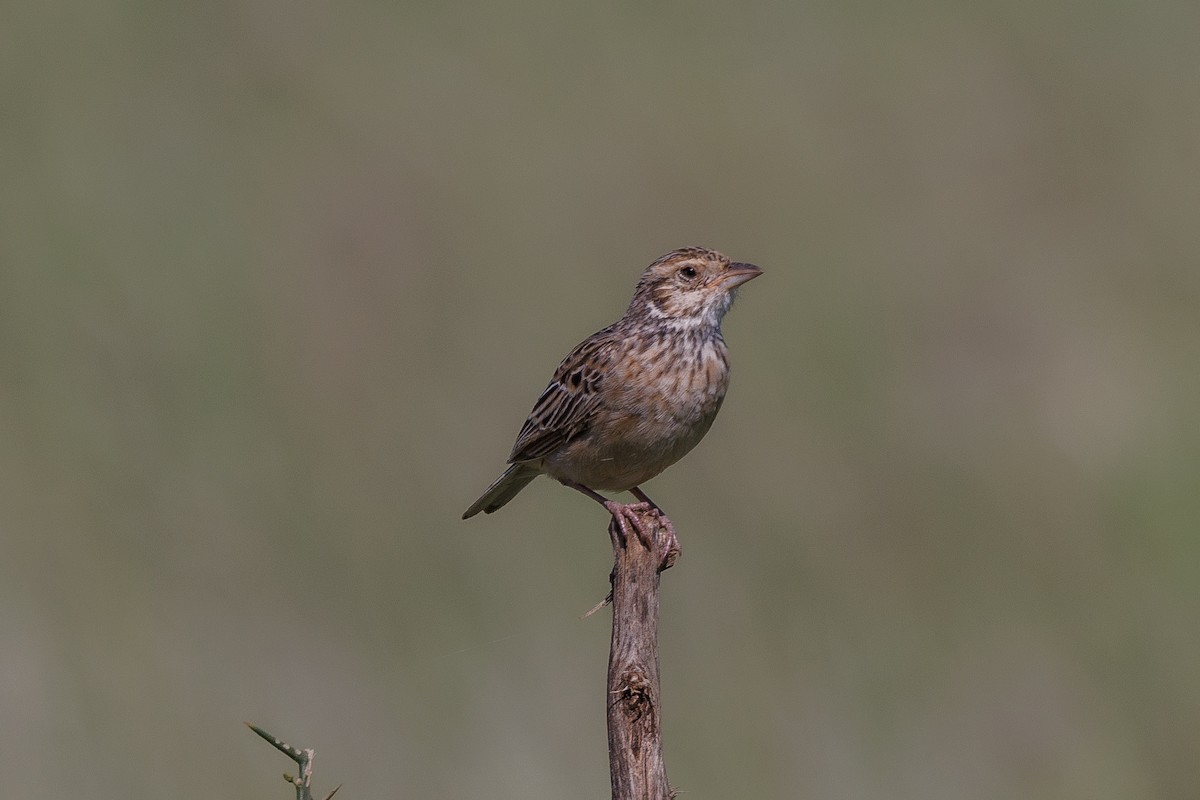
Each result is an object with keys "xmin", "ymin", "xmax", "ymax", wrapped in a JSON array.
[{"xmin": 462, "ymin": 247, "xmax": 762, "ymax": 550}]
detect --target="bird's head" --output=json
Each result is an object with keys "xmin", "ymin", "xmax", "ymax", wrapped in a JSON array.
[{"xmin": 628, "ymin": 247, "xmax": 763, "ymax": 328}]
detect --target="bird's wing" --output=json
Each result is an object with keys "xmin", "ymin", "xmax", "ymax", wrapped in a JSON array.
[{"xmin": 507, "ymin": 328, "xmax": 617, "ymax": 464}]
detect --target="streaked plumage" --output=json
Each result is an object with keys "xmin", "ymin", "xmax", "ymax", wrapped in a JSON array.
[{"xmin": 463, "ymin": 247, "xmax": 762, "ymax": 548}]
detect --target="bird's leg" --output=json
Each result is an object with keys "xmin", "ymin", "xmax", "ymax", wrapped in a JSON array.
[
  {"xmin": 558, "ymin": 479, "xmax": 655, "ymax": 550},
  {"xmin": 629, "ymin": 486, "xmax": 664, "ymax": 513},
  {"xmin": 630, "ymin": 486, "xmax": 680, "ymax": 569}
]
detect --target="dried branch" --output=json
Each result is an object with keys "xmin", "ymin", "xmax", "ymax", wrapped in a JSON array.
[{"xmin": 605, "ymin": 508, "xmax": 680, "ymax": 800}]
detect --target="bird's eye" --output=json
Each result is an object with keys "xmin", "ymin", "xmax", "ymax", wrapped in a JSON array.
[{"xmin": 680, "ymin": 266, "xmax": 697, "ymax": 279}]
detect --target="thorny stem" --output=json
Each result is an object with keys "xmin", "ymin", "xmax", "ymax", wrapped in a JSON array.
[{"xmin": 247, "ymin": 723, "xmax": 342, "ymax": 800}]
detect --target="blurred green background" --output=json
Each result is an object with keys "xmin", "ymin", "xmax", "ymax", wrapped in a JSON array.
[{"xmin": 3, "ymin": 1, "xmax": 1199, "ymax": 798}]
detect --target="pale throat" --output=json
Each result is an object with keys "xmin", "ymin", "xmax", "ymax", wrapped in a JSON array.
[{"xmin": 640, "ymin": 291, "xmax": 733, "ymax": 331}]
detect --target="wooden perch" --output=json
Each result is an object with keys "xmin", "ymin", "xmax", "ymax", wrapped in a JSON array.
[{"xmin": 605, "ymin": 507, "xmax": 680, "ymax": 800}]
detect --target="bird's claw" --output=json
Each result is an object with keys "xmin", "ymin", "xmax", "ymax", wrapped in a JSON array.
[
  {"xmin": 656, "ymin": 514, "xmax": 680, "ymax": 570},
  {"xmin": 603, "ymin": 500, "xmax": 652, "ymax": 547},
  {"xmin": 603, "ymin": 501, "xmax": 680, "ymax": 571}
]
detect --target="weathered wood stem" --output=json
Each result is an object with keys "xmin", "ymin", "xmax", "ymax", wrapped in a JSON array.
[{"xmin": 606, "ymin": 509, "xmax": 680, "ymax": 800}]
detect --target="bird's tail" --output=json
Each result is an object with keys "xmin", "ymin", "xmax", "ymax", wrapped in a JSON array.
[{"xmin": 462, "ymin": 464, "xmax": 539, "ymax": 519}]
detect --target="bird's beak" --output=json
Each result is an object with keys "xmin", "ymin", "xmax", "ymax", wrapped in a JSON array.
[{"xmin": 720, "ymin": 262, "xmax": 764, "ymax": 288}]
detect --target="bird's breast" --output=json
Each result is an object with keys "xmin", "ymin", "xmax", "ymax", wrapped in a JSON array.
[
  {"xmin": 541, "ymin": 331, "xmax": 731, "ymax": 490},
  {"xmin": 623, "ymin": 333, "xmax": 730, "ymax": 426}
]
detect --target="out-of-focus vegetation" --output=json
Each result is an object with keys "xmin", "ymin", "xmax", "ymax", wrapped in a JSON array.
[{"xmin": 3, "ymin": 2, "xmax": 1199, "ymax": 798}]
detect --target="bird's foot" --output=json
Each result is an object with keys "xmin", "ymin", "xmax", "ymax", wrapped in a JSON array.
[
  {"xmin": 655, "ymin": 513, "xmax": 680, "ymax": 570},
  {"xmin": 603, "ymin": 500, "xmax": 653, "ymax": 548},
  {"xmin": 603, "ymin": 501, "xmax": 680, "ymax": 571}
]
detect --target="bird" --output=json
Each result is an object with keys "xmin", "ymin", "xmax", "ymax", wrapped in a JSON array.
[{"xmin": 462, "ymin": 247, "xmax": 762, "ymax": 555}]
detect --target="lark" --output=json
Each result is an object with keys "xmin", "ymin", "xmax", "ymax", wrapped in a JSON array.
[{"xmin": 463, "ymin": 247, "xmax": 762, "ymax": 556}]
